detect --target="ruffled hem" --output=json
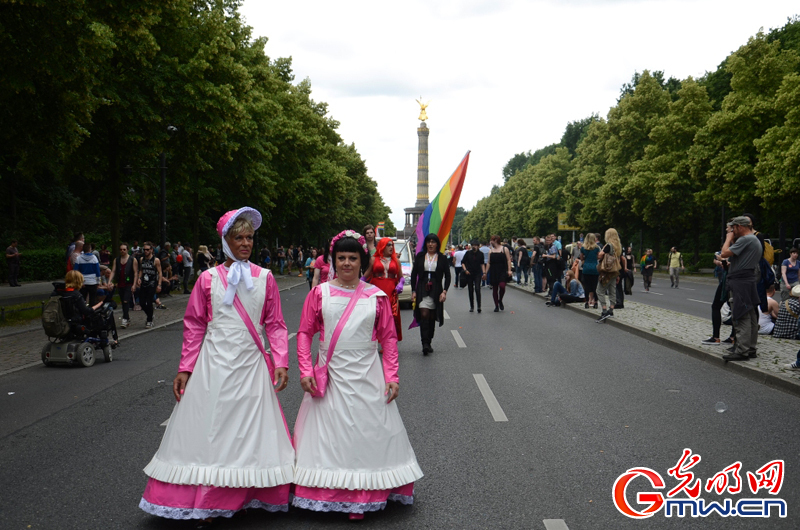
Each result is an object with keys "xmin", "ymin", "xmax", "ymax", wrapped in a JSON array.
[
  {"xmin": 143, "ymin": 456, "xmax": 295, "ymax": 488},
  {"xmin": 388, "ymin": 492, "xmax": 414, "ymax": 505},
  {"xmin": 139, "ymin": 497, "xmax": 288, "ymax": 520},
  {"xmin": 291, "ymin": 495, "xmax": 412, "ymax": 514},
  {"xmin": 293, "ymin": 462, "xmax": 423, "ymax": 490}
]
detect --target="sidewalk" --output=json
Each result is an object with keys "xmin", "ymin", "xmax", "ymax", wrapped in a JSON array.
[
  {"xmin": 0, "ymin": 275, "xmax": 307, "ymax": 377},
  {"xmin": 509, "ymin": 281, "xmax": 800, "ymax": 398}
]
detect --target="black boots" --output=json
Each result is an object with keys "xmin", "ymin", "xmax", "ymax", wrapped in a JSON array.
[{"xmin": 420, "ymin": 319, "xmax": 435, "ymax": 355}]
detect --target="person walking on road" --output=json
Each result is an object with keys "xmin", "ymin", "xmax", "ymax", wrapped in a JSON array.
[
  {"xmin": 74, "ymin": 241, "xmax": 102, "ymax": 304},
  {"xmin": 366, "ymin": 237, "xmax": 404, "ymax": 341},
  {"xmin": 641, "ymin": 249, "xmax": 656, "ymax": 292},
  {"xmin": 411, "ymin": 233, "xmax": 451, "ymax": 355},
  {"xmin": 580, "ymin": 233, "xmax": 600, "ymax": 308},
  {"xmin": 515, "ymin": 240, "xmax": 530, "ymax": 285},
  {"xmin": 6, "ymin": 239, "xmax": 21, "ymax": 286},
  {"xmin": 486, "ymin": 235, "xmax": 512, "ymax": 312},
  {"xmin": 720, "ymin": 216, "xmax": 762, "ymax": 362},
  {"xmin": 453, "ymin": 245, "xmax": 466, "ymax": 288},
  {"xmin": 133, "ymin": 242, "xmax": 162, "ymax": 329},
  {"xmin": 461, "ymin": 239, "xmax": 486, "ymax": 313},
  {"xmin": 293, "ymin": 230, "xmax": 422, "ymax": 520},
  {"xmin": 668, "ymin": 246, "xmax": 684, "ymax": 288},
  {"xmin": 111, "ymin": 243, "xmax": 137, "ymax": 329},
  {"xmin": 140, "ymin": 207, "xmax": 294, "ymax": 523}
]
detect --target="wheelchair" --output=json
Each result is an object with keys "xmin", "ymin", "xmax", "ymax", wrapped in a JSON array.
[{"xmin": 42, "ymin": 282, "xmax": 118, "ymax": 367}]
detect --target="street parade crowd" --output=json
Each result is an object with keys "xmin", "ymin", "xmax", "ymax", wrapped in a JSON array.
[{"xmin": 5, "ymin": 207, "xmax": 800, "ymax": 525}]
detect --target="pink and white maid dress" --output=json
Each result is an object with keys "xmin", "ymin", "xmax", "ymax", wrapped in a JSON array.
[
  {"xmin": 293, "ymin": 281, "xmax": 423, "ymax": 515},
  {"xmin": 140, "ymin": 208, "xmax": 295, "ymax": 520}
]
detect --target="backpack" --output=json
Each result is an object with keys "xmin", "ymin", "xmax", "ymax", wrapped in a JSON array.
[
  {"xmin": 42, "ymin": 296, "xmax": 70, "ymax": 338},
  {"xmin": 763, "ymin": 241, "xmax": 775, "ymax": 266},
  {"xmin": 599, "ymin": 246, "xmax": 621, "ymax": 273}
]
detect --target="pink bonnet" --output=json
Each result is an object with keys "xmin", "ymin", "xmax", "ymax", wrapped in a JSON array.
[{"xmin": 216, "ymin": 207, "xmax": 262, "ymax": 238}]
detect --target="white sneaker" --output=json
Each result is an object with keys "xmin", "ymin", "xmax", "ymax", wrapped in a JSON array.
[
  {"xmin": 784, "ymin": 363, "xmax": 800, "ymax": 371},
  {"xmin": 145, "ymin": 321, "xmax": 153, "ymax": 329},
  {"xmin": 121, "ymin": 318, "xmax": 129, "ymax": 329}
]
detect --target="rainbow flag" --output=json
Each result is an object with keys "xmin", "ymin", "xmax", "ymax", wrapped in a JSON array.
[{"xmin": 414, "ymin": 151, "xmax": 470, "ymax": 253}]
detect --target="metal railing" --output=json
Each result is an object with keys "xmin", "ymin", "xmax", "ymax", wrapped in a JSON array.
[{"xmin": 0, "ymin": 301, "xmax": 45, "ymax": 322}]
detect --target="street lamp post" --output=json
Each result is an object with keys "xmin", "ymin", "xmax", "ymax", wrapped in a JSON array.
[{"xmin": 160, "ymin": 151, "xmax": 167, "ymax": 250}]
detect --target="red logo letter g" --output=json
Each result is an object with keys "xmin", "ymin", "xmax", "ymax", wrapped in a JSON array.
[{"xmin": 613, "ymin": 467, "xmax": 666, "ymax": 518}]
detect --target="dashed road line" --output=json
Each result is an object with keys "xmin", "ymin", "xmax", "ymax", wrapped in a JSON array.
[
  {"xmin": 451, "ymin": 330, "xmax": 467, "ymax": 348},
  {"xmin": 288, "ymin": 333, "xmax": 297, "ymax": 341},
  {"xmin": 543, "ymin": 520, "xmax": 570, "ymax": 530},
  {"xmin": 688, "ymin": 299, "xmax": 712, "ymax": 305},
  {"xmin": 642, "ymin": 291, "xmax": 664, "ymax": 296},
  {"xmin": 473, "ymin": 374, "xmax": 508, "ymax": 422},
  {"xmin": 160, "ymin": 418, "xmax": 169, "ymax": 427},
  {"xmin": 444, "ymin": 310, "xmax": 450, "ymax": 320}
]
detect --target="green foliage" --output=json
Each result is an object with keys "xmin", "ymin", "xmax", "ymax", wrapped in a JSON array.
[
  {"xmin": 15, "ymin": 248, "xmax": 65, "ymax": 282},
  {"xmin": 0, "ymin": 0, "xmax": 394, "ymax": 256},
  {"xmin": 465, "ymin": 17, "xmax": 800, "ymax": 256}
]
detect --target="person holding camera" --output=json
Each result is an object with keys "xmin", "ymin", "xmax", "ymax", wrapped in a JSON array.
[{"xmin": 720, "ymin": 217, "xmax": 762, "ymax": 361}]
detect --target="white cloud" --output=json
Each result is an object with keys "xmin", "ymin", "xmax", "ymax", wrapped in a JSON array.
[{"xmin": 241, "ymin": 0, "xmax": 798, "ymax": 230}]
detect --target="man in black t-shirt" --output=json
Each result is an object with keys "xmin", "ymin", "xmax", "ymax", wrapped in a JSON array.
[{"xmin": 462, "ymin": 240, "xmax": 487, "ymax": 313}]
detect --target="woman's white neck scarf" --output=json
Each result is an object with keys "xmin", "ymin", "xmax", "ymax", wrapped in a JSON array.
[{"xmin": 221, "ymin": 237, "xmax": 254, "ymax": 306}]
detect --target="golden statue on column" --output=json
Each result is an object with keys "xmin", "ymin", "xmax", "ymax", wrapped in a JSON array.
[{"xmin": 416, "ymin": 97, "xmax": 430, "ymax": 121}]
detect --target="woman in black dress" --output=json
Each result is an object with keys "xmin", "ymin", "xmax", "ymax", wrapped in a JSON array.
[
  {"xmin": 410, "ymin": 233, "xmax": 451, "ymax": 355},
  {"xmin": 485, "ymin": 235, "xmax": 513, "ymax": 312}
]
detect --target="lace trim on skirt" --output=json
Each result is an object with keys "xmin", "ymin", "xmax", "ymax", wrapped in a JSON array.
[
  {"xmin": 291, "ymin": 492, "xmax": 414, "ymax": 514},
  {"xmin": 139, "ymin": 497, "xmax": 287, "ymax": 520}
]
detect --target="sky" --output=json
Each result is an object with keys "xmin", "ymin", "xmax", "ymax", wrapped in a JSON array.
[{"xmin": 240, "ymin": 0, "xmax": 798, "ymax": 231}]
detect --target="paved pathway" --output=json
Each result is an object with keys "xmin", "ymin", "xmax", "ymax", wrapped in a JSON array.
[
  {"xmin": 0, "ymin": 275, "xmax": 307, "ymax": 376},
  {"xmin": 509, "ymin": 281, "xmax": 800, "ymax": 396}
]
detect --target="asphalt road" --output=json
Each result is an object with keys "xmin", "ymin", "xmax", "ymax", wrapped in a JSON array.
[
  {"xmin": 1, "ymin": 284, "xmax": 798, "ymax": 529},
  {"xmin": 623, "ymin": 273, "xmax": 719, "ymax": 320}
]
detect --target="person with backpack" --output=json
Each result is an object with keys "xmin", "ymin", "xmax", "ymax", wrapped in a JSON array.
[
  {"xmin": 45, "ymin": 270, "xmax": 118, "ymax": 345},
  {"xmin": 667, "ymin": 246, "xmax": 684, "ymax": 288},
  {"xmin": 596, "ymin": 228, "xmax": 622, "ymax": 322},
  {"xmin": 515, "ymin": 241, "xmax": 530, "ymax": 285},
  {"xmin": 111, "ymin": 243, "xmax": 138, "ymax": 329}
]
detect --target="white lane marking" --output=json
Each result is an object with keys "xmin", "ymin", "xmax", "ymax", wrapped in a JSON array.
[
  {"xmin": 451, "ymin": 330, "xmax": 467, "ymax": 348},
  {"xmin": 444, "ymin": 310, "xmax": 450, "ymax": 320},
  {"xmin": 688, "ymin": 299, "xmax": 712, "ymax": 305},
  {"xmin": 473, "ymin": 374, "xmax": 508, "ymax": 422},
  {"xmin": 160, "ymin": 418, "xmax": 169, "ymax": 427},
  {"xmin": 642, "ymin": 291, "xmax": 664, "ymax": 296},
  {"xmin": 679, "ymin": 287, "xmax": 696, "ymax": 291},
  {"xmin": 288, "ymin": 333, "xmax": 297, "ymax": 341},
  {"xmin": 543, "ymin": 520, "xmax": 570, "ymax": 530}
]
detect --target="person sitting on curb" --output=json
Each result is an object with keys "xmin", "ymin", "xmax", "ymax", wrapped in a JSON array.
[
  {"xmin": 758, "ymin": 283, "xmax": 779, "ymax": 335},
  {"xmin": 546, "ymin": 270, "xmax": 585, "ymax": 307},
  {"xmin": 773, "ymin": 285, "xmax": 800, "ymax": 339}
]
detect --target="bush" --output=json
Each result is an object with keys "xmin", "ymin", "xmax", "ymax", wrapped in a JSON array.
[{"xmin": 15, "ymin": 248, "xmax": 66, "ymax": 282}]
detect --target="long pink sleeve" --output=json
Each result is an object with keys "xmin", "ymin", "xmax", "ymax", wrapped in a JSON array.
[
  {"xmin": 375, "ymin": 295, "xmax": 399, "ymax": 383},
  {"xmin": 259, "ymin": 270, "xmax": 289, "ymax": 369},
  {"xmin": 297, "ymin": 286, "xmax": 323, "ymax": 379},
  {"xmin": 179, "ymin": 271, "xmax": 212, "ymax": 372}
]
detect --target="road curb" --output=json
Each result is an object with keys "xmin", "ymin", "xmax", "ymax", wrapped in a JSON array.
[
  {"xmin": 509, "ymin": 283, "xmax": 800, "ymax": 399},
  {"xmin": 0, "ymin": 279, "xmax": 307, "ymax": 378}
]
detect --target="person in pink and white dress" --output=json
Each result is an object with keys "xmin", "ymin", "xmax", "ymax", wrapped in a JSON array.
[
  {"xmin": 293, "ymin": 230, "xmax": 423, "ymax": 520},
  {"xmin": 139, "ymin": 207, "xmax": 295, "ymax": 523}
]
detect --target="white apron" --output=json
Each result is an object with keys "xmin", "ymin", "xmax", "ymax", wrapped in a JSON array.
[
  {"xmin": 143, "ymin": 267, "xmax": 295, "ymax": 488},
  {"xmin": 293, "ymin": 283, "xmax": 423, "ymax": 490}
]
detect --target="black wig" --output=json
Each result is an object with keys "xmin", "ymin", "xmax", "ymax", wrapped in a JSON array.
[
  {"xmin": 422, "ymin": 233, "xmax": 441, "ymax": 253},
  {"xmin": 332, "ymin": 236, "xmax": 369, "ymax": 275}
]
